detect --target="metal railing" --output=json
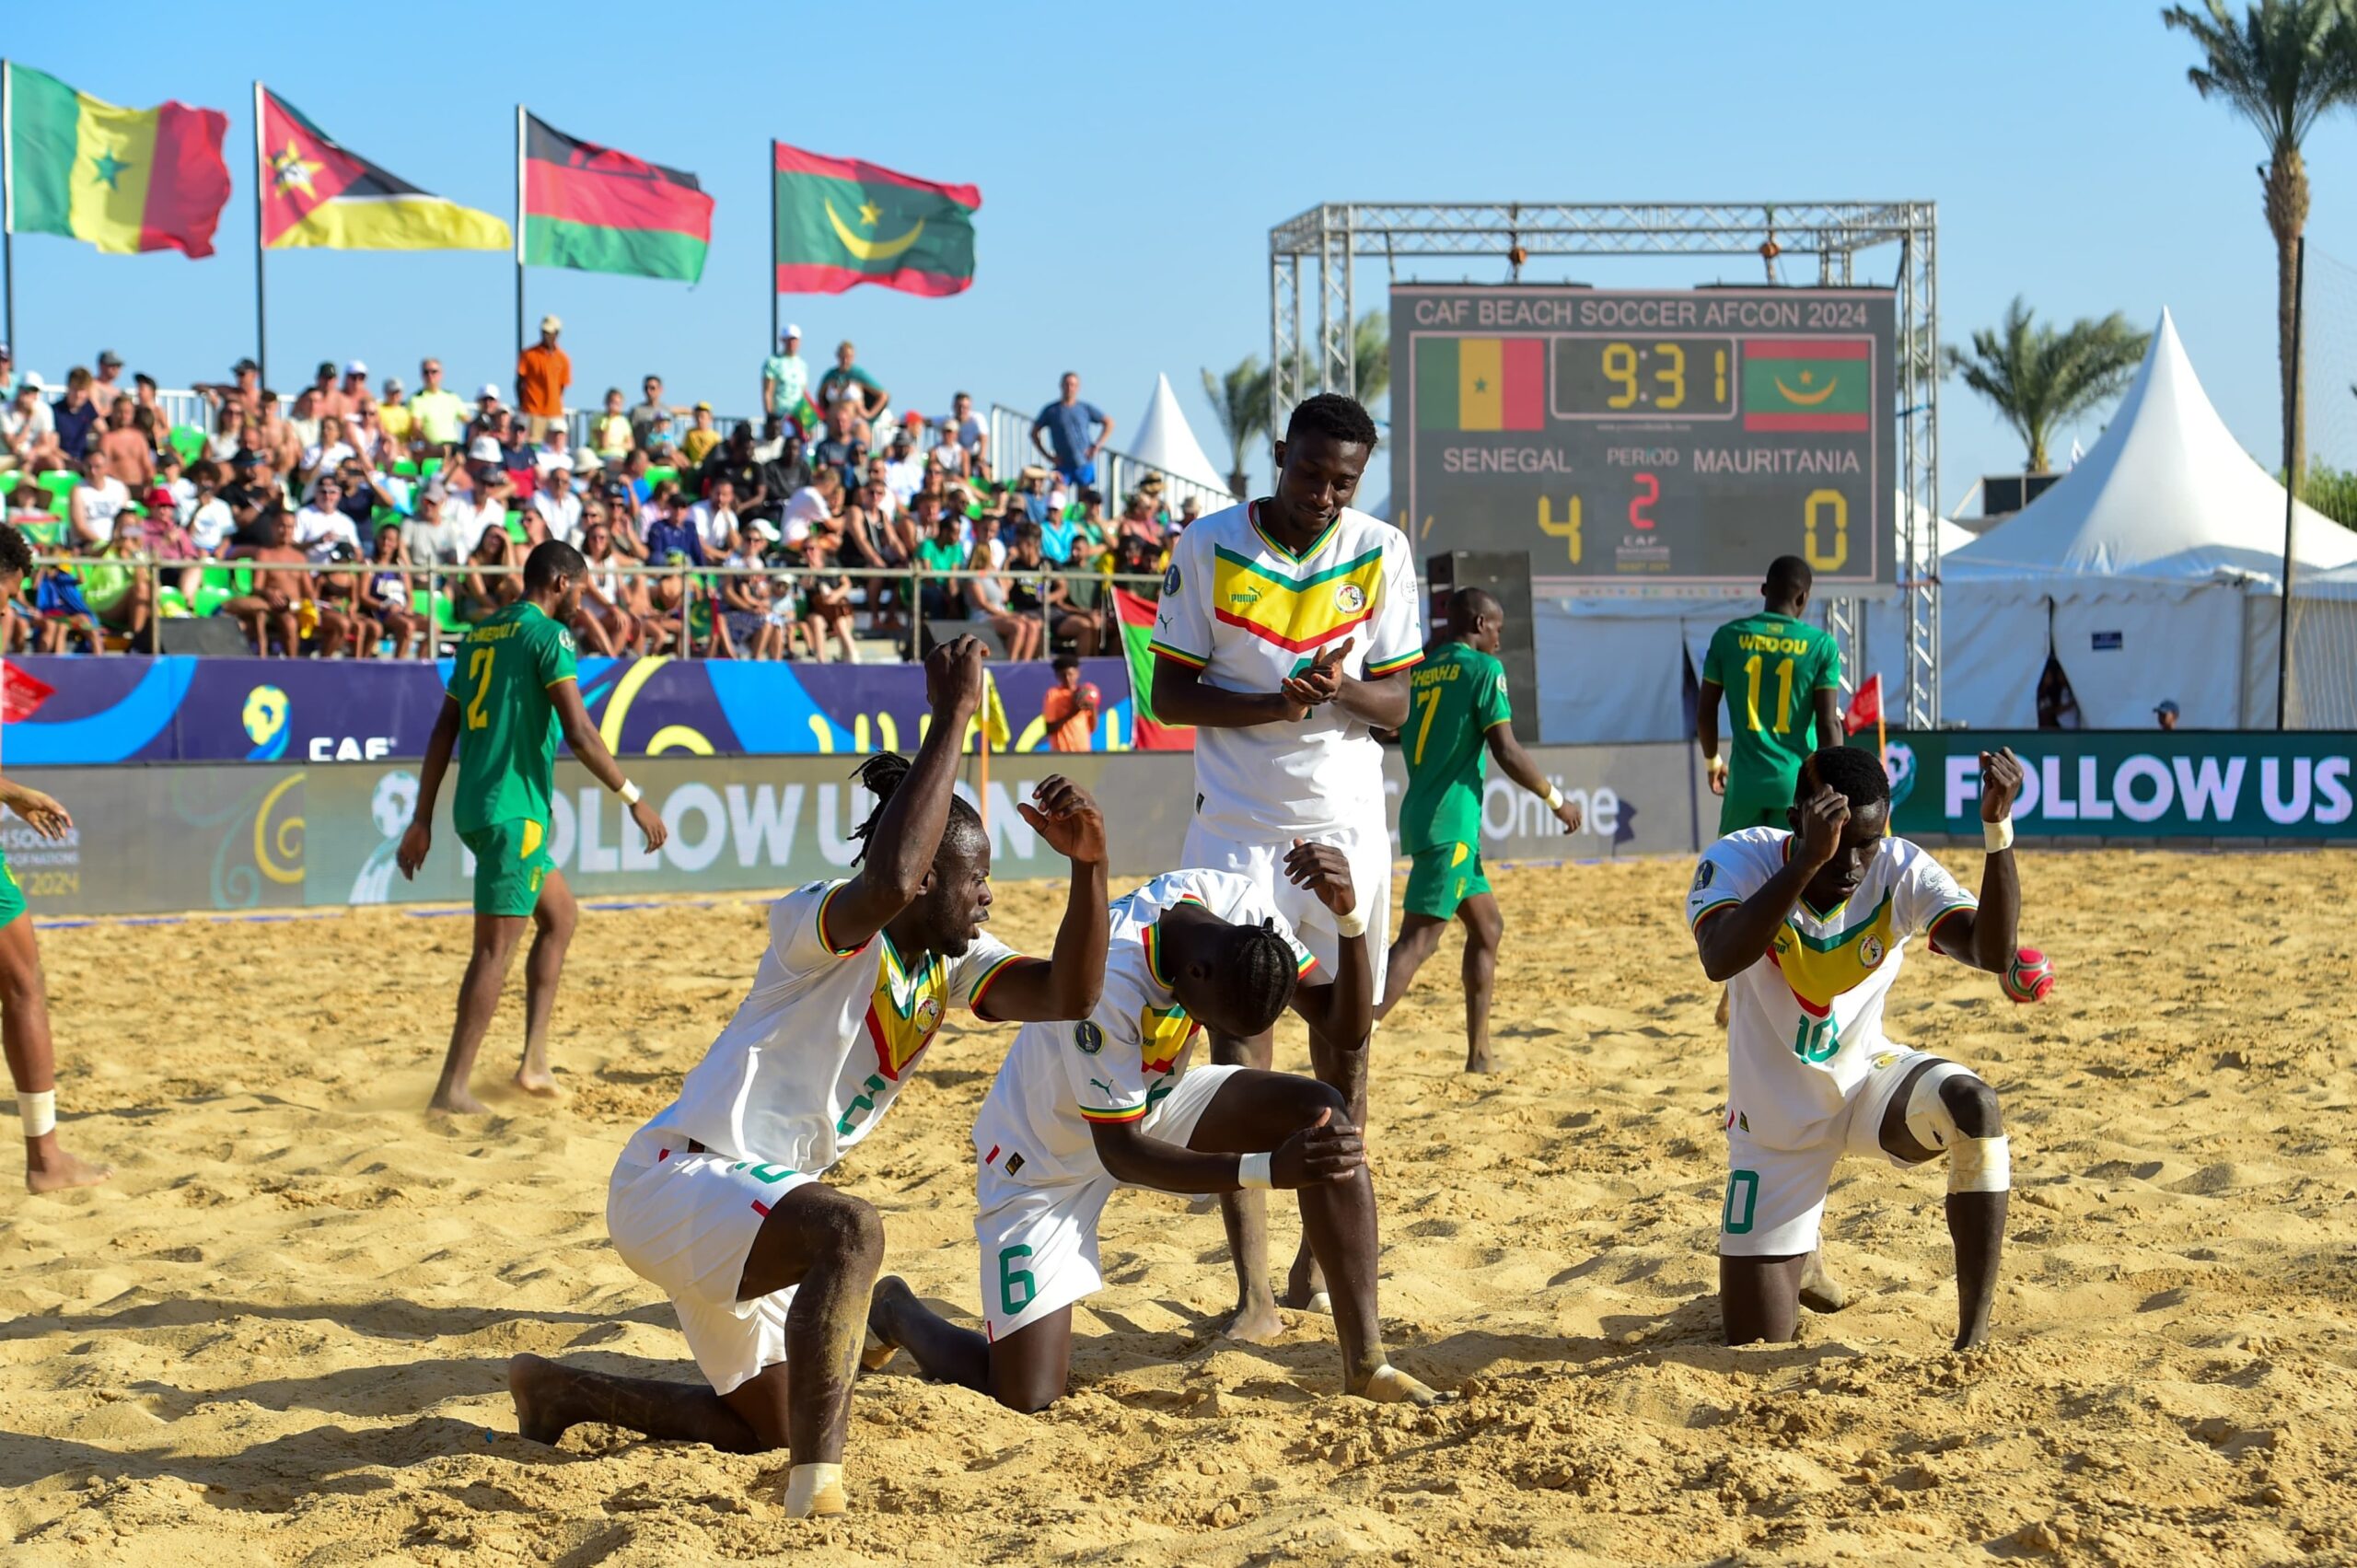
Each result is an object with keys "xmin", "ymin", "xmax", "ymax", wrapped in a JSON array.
[{"xmin": 15, "ymin": 552, "xmax": 1164, "ymax": 664}]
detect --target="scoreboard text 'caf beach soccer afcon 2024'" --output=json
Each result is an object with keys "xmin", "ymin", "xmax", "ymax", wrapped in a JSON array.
[{"xmin": 1394, "ymin": 286, "xmax": 1898, "ymax": 591}]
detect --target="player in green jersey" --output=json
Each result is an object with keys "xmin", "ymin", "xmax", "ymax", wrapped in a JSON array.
[
  {"xmin": 399, "ymin": 540, "xmax": 668, "ymax": 1115},
  {"xmin": 0, "ymin": 523, "xmax": 111, "ymax": 1192},
  {"xmin": 1376, "ymin": 588, "xmax": 1580, "ymax": 1073},
  {"xmin": 1697, "ymin": 556, "xmax": 1842, "ymax": 834}
]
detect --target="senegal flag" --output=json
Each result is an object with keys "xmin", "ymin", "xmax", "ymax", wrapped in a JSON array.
[
  {"xmin": 1112, "ymin": 588, "xmax": 1192, "ymax": 750},
  {"xmin": 3, "ymin": 64, "xmax": 229, "ymax": 258},
  {"xmin": 1417, "ymin": 338, "xmax": 1544, "ymax": 431},
  {"xmin": 1742, "ymin": 340, "xmax": 1871, "ymax": 433},
  {"xmin": 524, "ymin": 114, "xmax": 711, "ymax": 283},
  {"xmin": 260, "ymin": 87, "xmax": 508, "ymax": 251},
  {"xmin": 773, "ymin": 141, "xmax": 979, "ymax": 297}
]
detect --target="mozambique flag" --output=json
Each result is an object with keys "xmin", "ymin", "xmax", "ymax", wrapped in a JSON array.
[
  {"xmin": 2, "ymin": 64, "xmax": 228, "ymax": 258},
  {"xmin": 1742, "ymin": 340, "xmax": 1871, "ymax": 432},
  {"xmin": 1112, "ymin": 588, "xmax": 1192, "ymax": 750},
  {"xmin": 773, "ymin": 141, "xmax": 979, "ymax": 297},
  {"xmin": 1417, "ymin": 337, "xmax": 1544, "ymax": 431},
  {"xmin": 524, "ymin": 114, "xmax": 711, "ymax": 283},
  {"xmin": 260, "ymin": 87, "xmax": 508, "ymax": 251}
]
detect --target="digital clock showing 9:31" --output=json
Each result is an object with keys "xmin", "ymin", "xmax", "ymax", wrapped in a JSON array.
[{"xmin": 1551, "ymin": 336, "xmax": 1737, "ymax": 419}]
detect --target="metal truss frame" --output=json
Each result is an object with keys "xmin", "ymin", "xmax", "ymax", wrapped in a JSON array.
[{"xmin": 1269, "ymin": 201, "xmax": 1940, "ymax": 727}]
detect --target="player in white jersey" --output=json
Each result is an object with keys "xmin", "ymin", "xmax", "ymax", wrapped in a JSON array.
[
  {"xmin": 1688, "ymin": 743, "xmax": 2027, "ymax": 1351},
  {"xmin": 1147, "ymin": 392, "xmax": 1422, "ymax": 1341},
  {"xmin": 507, "ymin": 639, "xmax": 1113, "ymax": 1517},
  {"xmin": 866, "ymin": 856, "xmax": 1442, "ymax": 1411}
]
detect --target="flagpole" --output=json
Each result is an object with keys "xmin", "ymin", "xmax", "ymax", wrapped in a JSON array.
[
  {"xmin": 513, "ymin": 105, "xmax": 526, "ymax": 367},
  {"xmin": 252, "ymin": 81, "xmax": 269, "ymax": 388},
  {"xmin": 4, "ymin": 60, "xmax": 17, "ymax": 356},
  {"xmin": 768, "ymin": 139, "xmax": 778, "ymax": 347}
]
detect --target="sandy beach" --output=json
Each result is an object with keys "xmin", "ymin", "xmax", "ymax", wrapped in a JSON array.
[{"xmin": 1, "ymin": 848, "xmax": 2351, "ymax": 1565}]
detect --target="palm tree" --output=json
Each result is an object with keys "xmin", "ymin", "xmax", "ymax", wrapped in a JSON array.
[
  {"xmin": 1351, "ymin": 309, "xmax": 1390, "ymax": 408},
  {"xmin": 1944, "ymin": 297, "xmax": 2151, "ymax": 471},
  {"xmin": 1201, "ymin": 356, "xmax": 1271, "ymax": 497},
  {"xmin": 2164, "ymin": 0, "xmax": 2357, "ymax": 485}
]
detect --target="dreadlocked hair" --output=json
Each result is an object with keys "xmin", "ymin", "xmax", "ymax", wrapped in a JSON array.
[
  {"xmin": 849, "ymin": 751, "xmax": 984, "ymax": 865},
  {"xmin": 1799, "ymin": 744, "xmax": 1890, "ymax": 812},
  {"xmin": 1218, "ymin": 917, "xmax": 1302, "ymax": 1036}
]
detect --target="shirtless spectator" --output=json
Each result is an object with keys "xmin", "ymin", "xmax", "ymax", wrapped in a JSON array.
[
  {"xmin": 96, "ymin": 398, "xmax": 157, "ymax": 491},
  {"xmin": 225, "ymin": 512, "xmax": 350, "ymax": 656},
  {"xmin": 193, "ymin": 356, "xmax": 265, "ymax": 422}
]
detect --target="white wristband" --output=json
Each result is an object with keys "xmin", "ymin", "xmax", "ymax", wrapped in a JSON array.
[
  {"xmin": 19, "ymin": 1089, "xmax": 55, "ymax": 1140},
  {"xmin": 1705, "ymin": 751, "xmax": 1724, "ymax": 770},
  {"xmin": 1983, "ymin": 818, "xmax": 2014, "ymax": 853},
  {"xmin": 617, "ymin": 780, "xmax": 643, "ymax": 806},
  {"xmin": 1237, "ymin": 1151, "xmax": 1274, "ymax": 1191},
  {"xmin": 1543, "ymin": 784, "xmax": 1565, "ymax": 811},
  {"xmin": 1334, "ymin": 906, "xmax": 1368, "ymax": 939}
]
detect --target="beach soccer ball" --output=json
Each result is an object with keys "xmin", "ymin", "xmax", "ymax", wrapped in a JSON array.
[
  {"xmin": 2003, "ymin": 947, "xmax": 2055, "ymax": 1005},
  {"xmin": 1076, "ymin": 681, "xmax": 1102, "ymax": 711}
]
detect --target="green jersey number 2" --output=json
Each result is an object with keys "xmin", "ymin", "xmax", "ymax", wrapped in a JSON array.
[{"xmin": 465, "ymin": 646, "xmax": 496, "ymax": 731}]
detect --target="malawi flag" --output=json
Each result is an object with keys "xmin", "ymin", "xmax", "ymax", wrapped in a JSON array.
[
  {"xmin": 1742, "ymin": 340, "xmax": 1871, "ymax": 433},
  {"xmin": 260, "ymin": 87, "xmax": 508, "ymax": 251},
  {"xmin": 3, "ymin": 64, "xmax": 228, "ymax": 258},
  {"xmin": 773, "ymin": 142, "xmax": 979, "ymax": 297},
  {"xmin": 1417, "ymin": 338, "xmax": 1544, "ymax": 431},
  {"xmin": 524, "ymin": 114, "xmax": 712, "ymax": 283},
  {"xmin": 1112, "ymin": 588, "xmax": 1193, "ymax": 750}
]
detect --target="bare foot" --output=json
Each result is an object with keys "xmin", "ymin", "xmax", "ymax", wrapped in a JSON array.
[
  {"xmin": 1282, "ymin": 1252, "xmax": 1327, "ymax": 1313},
  {"xmin": 427, "ymin": 1086, "xmax": 490, "ymax": 1116},
  {"xmin": 1465, "ymin": 1050, "xmax": 1497, "ymax": 1074},
  {"xmin": 512, "ymin": 1067, "xmax": 563, "ymax": 1099},
  {"xmin": 509, "ymin": 1353, "xmax": 578, "ymax": 1446},
  {"xmin": 1798, "ymin": 1250, "xmax": 1849, "ymax": 1314},
  {"xmin": 865, "ymin": 1277, "xmax": 912, "ymax": 1369},
  {"xmin": 1351, "ymin": 1363, "xmax": 1446, "ymax": 1407},
  {"xmin": 25, "ymin": 1144, "xmax": 112, "ymax": 1194},
  {"xmin": 1953, "ymin": 1325, "xmax": 1991, "ymax": 1353},
  {"xmin": 1216, "ymin": 1298, "xmax": 1287, "ymax": 1345}
]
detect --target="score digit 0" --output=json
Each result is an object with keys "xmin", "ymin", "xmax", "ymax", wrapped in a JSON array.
[{"xmin": 1804, "ymin": 488, "xmax": 1849, "ymax": 572}]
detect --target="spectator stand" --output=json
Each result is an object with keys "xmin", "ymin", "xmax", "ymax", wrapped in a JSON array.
[{"xmin": 986, "ymin": 403, "xmax": 1233, "ymax": 519}]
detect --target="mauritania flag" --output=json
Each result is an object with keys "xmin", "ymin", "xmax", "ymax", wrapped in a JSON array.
[
  {"xmin": 773, "ymin": 141, "xmax": 979, "ymax": 297},
  {"xmin": 524, "ymin": 114, "xmax": 711, "ymax": 283},
  {"xmin": 1741, "ymin": 340, "xmax": 1871, "ymax": 433},
  {"xmin": 1416, "ymin": 338, "xmax": 1544, "ymax": 431},
  {"xmin": 3, "ymin": 64, "xmax": 229, "ymax": 258},
  {"xmin": 260, "ymin": 87, "xmax": 508, "ymax": 251}
]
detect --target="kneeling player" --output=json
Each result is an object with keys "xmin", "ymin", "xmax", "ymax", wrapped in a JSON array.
[
  {"xmin": 869, "ymin": 847, "xmax": 1442, "ymax": 1411},
  {"xmin": 508, "ymin": 639, "xmax": 1111, "ymax": 1517},
  {"xmin": 1688, "ymin": 744, "xmax": 2026, "ymax": 1351}
]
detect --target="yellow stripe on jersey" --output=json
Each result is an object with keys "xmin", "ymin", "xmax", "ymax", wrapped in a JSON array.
[
  {"xmin": 1211, "ymin": 543, "xmax": 1387, "ymax": 656},
  {"xmin": 1766, "ymin": 888, "xmax": 1901, "ymax": 1017},
  {"xmin": 1079, "ymin": 1102, "xmax": 1151, "ymax": 1124}
]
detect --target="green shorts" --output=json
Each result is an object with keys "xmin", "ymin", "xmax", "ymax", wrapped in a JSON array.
[
  {"xmin": 0, "ymin": 851, "xmax": 23, "ymax": 929},
  {"xmin": 1717, "ymin": 793, "xmax": 1794, "ymax": 837},
  {"xmin": 1403, "ymin": 841, "xmax": 1489, "ymax": 921},
  {"xmin": 459, "ymin": 818, "xmax": 553, "ymax": 917}
]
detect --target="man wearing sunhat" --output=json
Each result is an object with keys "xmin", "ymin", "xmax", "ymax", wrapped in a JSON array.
[{"xmin": 517, "ymin": 315, "xmax": 572, "ymax": 443}]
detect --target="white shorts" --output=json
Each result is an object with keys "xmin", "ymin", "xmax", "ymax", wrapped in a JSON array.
[
  {"xmin": 1179, "ymin": 815, "xmax": 1392, "ymax": 991},
  {"xmin": 974, "ymin": 1063, "xmax": 1240, "ymax": 1342},
  {"xmin": 606, "ymin": 1128, "xmax": 814, "ymax": 1396},
  {"xmin": 1720, "ymin": 1049, "xmax": 1948, "ymax": 1257}
]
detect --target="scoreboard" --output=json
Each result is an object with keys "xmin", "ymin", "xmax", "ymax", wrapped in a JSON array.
[{"xmin": 1390, "ymin": 285, "xmax": 1897, "ymax": 588}]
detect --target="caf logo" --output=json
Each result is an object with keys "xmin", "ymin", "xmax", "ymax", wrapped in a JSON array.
[
  {"xmin": 914, "ymin": 996, "xmax": 944, "ymax": 1032},
  {"xmin": 1074, "ymin": 1020, "xmax": 1104, "ymax": 1055},
  {"xmin": 1334, "ymin": 583, "xmax": 1368, "ymax": 614},
  {"xmin": 1693, "ymin": 862, "xmax": 1715, "ymax": 890},
  {"xmin": 1860, "ymin": 935, "xmax": 1886, "ymax": 969},
  {"xmin": 1163, "ymin": 563, "xmax": 1181, "ymax": 595}
]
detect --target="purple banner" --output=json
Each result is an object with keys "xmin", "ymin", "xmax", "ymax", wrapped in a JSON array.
[{"xmin": 0, "ymin": 655, "xmax": 1136, "ymax": 766}]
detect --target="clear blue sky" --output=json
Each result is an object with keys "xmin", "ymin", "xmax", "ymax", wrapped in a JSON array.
[{"xmin": 11, "ymin": 1, "xmax": 2357, "ymax": 510}]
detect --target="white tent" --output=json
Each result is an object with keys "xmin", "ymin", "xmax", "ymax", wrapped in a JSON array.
[
  {"xmin": 1920, "ymin": 308, "xmax": 2357, "ymax": 729},
  {"xmin": 1125, "ymin": 374, "xmax": 1234, "ymax": 495}
]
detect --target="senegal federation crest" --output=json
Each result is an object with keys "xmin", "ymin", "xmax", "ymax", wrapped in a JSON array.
[
  {"xmin": 1334, "ymin": 582, "xmax": 1368, "ymax": 614},
  {"xmin": 1860, "ymin": 935, "xmax": 1887, "ymax": 969},
  {"xmin": 914, "ymin": 995, "xmax": 944, "ymax": 1032}
]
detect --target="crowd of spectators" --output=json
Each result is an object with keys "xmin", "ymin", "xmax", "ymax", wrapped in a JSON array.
[{"xmin": 0, "ymin": 326, "xmax": 1206, "ymax": 662}]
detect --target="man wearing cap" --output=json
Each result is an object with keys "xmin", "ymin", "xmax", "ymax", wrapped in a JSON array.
[
  {"xmin": 517, "ymin": 317, "xmax": 572, "ymax": 443},
  {"xmin": 2154, "ymin": 699, "xmax": 2180, "ymax": 731},
  {"xmin": 91, "ymin": 350, "xmax": 125, "ymax": 408},
  {"xmin": 342, "ymin": 360, "xmax": 371, "ymax": 411},
  {"xmin": 195, "ymin": 357, "xmax": 265, "ymax": 421},
  {"xmin": 410, "ymin": 359, "xmax": 469, "ymax": 459},
  {"xmin": 379, "ymin": 375, "xmax": 415, "ymax": 452},
  {"xmin": 311, "ymin": 360, "xmax": 352, "ymax": 422},
  {"xmin": 762, "ymin": 327, "xmax": 809, "ymax": 424}
]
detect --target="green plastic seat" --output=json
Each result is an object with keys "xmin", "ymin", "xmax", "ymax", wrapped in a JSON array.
[
  {"xmin": 0, "ymin": 472, "xmax": 17, "ymax": 497},
  {"xmin": 503, "ymin": 510, "xmax": 527, "ymax": 543},
  {"xmin": 391, "ymin": 459, "xmax": 420, "ymax": 478},
  {"xmin": 644, "ymin": 465, "xmax": 679, "ymax": 489},
  {"xmin": 432, "ymin": 591, "xmax": 467, "ymax": 633},
  {"xmin": 168, "ymin": 425, "xmax": 206, "ymax": 467},
  {"xmin": 157, "ymin": 587, "xmax": 192, "ymax": 619},
  {"xmin": 192, "ymin": 581, "xmax": 234, "ymax": 618}
]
